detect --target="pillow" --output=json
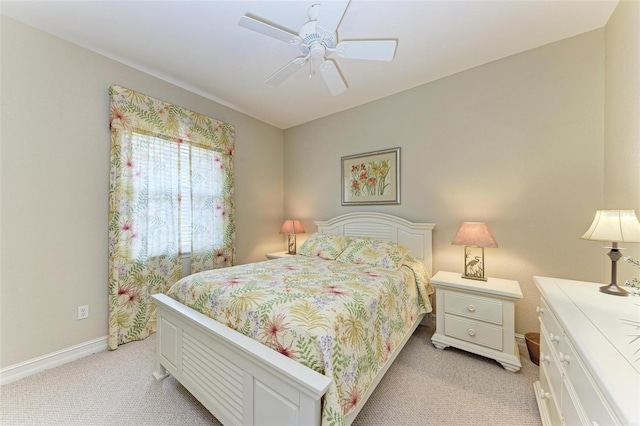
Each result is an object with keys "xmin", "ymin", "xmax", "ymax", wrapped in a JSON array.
[
  {"xmin": 336, "ymin": 238, "xmax": 409, "ymax": 270},
  {"xmin": 297, "ymin": 233, "xmax": 349, "ymax": 260}
]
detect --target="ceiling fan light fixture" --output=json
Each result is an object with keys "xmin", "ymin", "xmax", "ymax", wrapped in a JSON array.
[
  {"xmin": 310, "ymin": 43, "xmax": 326, "ymax": 59},
  {"xmin": 238, "ymin": 0, "xmax": 396, "ymax": 95}
]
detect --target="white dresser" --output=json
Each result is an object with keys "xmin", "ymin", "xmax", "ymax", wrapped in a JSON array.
[{"xmin": 534, "ymin": 276, "xmax": 640, "ymax": 426}]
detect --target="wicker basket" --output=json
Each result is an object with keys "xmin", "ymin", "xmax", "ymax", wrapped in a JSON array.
[{"xmin": 525, "ymin": 332, "xmax": 540, "ymax": 365}]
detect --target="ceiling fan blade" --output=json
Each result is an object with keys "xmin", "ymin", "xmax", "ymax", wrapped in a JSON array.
[
  {"xmin": 316, "ymin": 0, "xmax": 350, "ymax": 38},
  {"xmin": 335, "ymin": 40, "xmax": 397, "ymax": 61},
  {"xmin": 238, "ymin": 15, "xmax": 299, "ymax": 44},
  {"xmin": 265, "ymin": 56, "xmax": 308, "ymax": 85},
  {"xmin": 319, "ymin": 59, "xmax": 347, "ymax": 96}
]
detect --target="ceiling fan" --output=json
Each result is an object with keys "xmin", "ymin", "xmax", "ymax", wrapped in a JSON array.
[{"xmin": 238, "ymin": 0, "xmax": 397, "ymax": 96}]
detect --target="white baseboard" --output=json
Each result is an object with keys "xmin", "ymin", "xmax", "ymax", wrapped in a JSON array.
[{"xmin": 0, "ymin": 336, "xmax": 108, "ymax": 386}]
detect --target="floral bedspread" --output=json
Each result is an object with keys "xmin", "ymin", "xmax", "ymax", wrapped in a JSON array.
[{"xmin": 166, "ymin": 255, "xmax": 433, "ymax": 426}]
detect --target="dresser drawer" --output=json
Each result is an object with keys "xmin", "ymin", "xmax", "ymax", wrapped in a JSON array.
[
  {"xmin": 444, "ymin": 291, "xmax": 503, "ymax": 325},
  {"xmin": 539, "ymin": 366, "xmax": 562, "ymax": 426},
  {"xmin": 538, "ymin": 298, "xmax": 563, "ymax": 353},
  {"xmin": 540, "ymin": 327, "xmax": 562, "ymax": 401},
  {"xmin": 444, "ymin": 314, "xmax": 503, "ymax": 350},
  {"xmin": 561, "ymin": 337, "xmax": 617, "ymax": 426},
  {"xmin": 561, "ymin": 379, "xmax": 585, "ymax": 426}
]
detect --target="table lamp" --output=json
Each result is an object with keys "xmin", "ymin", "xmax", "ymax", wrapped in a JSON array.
[
  {"xmin": 451, "ymin": 222, "xmax": 498, "ymax": 281},
  {"xmin": 280, "ymin": 219, "xmax": 305, "ymax": 254},
  {"xmin": 581, "ymin": 209, "xmax": 640, "ymax": 296}
]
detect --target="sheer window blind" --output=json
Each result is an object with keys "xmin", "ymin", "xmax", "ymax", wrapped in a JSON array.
[
  {"xmin": 130, "ymin": 132, "xmax": 195, "ymax": 257},
  {"xmin": 179, "ymin": 143, "xmax": 192, "ymax": 255}
]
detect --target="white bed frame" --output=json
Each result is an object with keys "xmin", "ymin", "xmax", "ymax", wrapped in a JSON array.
[{"xmin": 152, "ymin": 212, "xmax": 435, "ymax": 426}]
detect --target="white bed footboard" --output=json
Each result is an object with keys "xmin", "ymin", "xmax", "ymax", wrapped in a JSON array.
[
  {"xmin": 151, "ymin": 213, "xmax": 435, "ymax": 425},
  {"xmin": 152, "ymin": 294, "xmax": 331, "ymax": 426}
]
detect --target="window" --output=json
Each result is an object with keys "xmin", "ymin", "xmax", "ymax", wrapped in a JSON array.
[{"xmin": 129, "ymin": 132, "xmax": 203, "ymax": 259}]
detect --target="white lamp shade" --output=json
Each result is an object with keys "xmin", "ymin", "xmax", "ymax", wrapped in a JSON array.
[
  {"xmin": 581, "ymin": 210, "xmax": 640, "ymax": 243},
  {"xmin": 451, "ymin": 222, "xmax": 498, "ymax": 248}
]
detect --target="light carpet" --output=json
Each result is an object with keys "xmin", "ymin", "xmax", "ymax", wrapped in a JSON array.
[{"xmin": 1, "ymin": 326, "xmax": 541, "ymax": 425}]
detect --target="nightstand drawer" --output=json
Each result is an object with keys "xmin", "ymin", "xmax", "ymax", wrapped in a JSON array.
[
  {"xmin": 444, "ymin": 314, "xmax": 503, "ymax": 350},
  {"xmin": 444, "ymin": 292, "xmax": 503, "ymax": 324}
]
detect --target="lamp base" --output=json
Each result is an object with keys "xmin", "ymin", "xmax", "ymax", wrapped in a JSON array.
[
  {"xmin": 287, "ymin": 234, "xmax": 297, "ymax": 255},
  {"xmin": 461, "ymin": 274, "xmax": 487, "ymax": 282},
  {"xmin": 599, "ymin": 244, "xmax": 628, "ymax": 296},
  {"xmin": 599, "ymin": 282, "xmax": 629, "ymax": 297},
  {"xmin": 461, "ymin": 246, "xmax": 487, "ymax": 282}
]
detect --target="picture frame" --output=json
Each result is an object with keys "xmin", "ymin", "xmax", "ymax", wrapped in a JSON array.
[{"xmin": 341, "ymin": 147, "xmax": 400, "ymax": 205}]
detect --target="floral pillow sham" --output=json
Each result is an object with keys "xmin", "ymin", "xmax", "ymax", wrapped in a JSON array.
[
  {"xmin": 336, "ymin": 237, "xmax": 409, "ymax": 270},
  {"xmin": 297, "ymin": 232, "xmax": 349, "ymax": 260}
]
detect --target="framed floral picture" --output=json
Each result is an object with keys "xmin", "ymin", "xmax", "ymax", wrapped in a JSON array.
[{"xmin": 341, "ymin": 147, "xmax": 400, "ymax": 205}]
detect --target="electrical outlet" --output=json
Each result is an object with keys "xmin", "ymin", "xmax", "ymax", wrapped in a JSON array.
[{"xmin": 77, "ymin": 305, "xmax": 89, "ymax": 320}]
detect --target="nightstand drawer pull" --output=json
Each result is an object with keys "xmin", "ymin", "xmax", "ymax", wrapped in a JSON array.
[
  {"xmin": 468, "ymin": 328, "xmax": 476, "ymax": 336},
  {"xmin": 467, "ymin": 304, "xmax": 476, "ymax": 312},
  {"xmin": 536, "ymin": 306, "xmax": 545, "ymax": 314},
  {"xmin": 549, "ymin": 333, "xmax": 561, "ymax": 343},
  {"xmin": 539, "ymin": 388, "xmax": 550, "ymax": 400}
]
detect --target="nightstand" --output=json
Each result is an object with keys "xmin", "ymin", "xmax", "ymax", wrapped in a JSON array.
[
  {"xmin": 265, "ymin": 251, "xmax": 295, "ymax": 260},
  {"xmin": 430, "ymin": 270, "xmax": 523, "ymax": 372}
]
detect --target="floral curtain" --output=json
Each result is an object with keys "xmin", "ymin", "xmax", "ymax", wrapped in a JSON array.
[
  {"xmin": 190, "ymin": 144, "xmax": 235, "ymax": 272},
  {"xmin": 108, "ymin": 84, "xmax": 235, "ymax": 350}
]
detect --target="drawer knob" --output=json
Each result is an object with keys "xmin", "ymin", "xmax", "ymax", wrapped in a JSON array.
[
  {"xmin": 468, "ymin": 329, "xmax": 476, "ymax": 337},
  {"xmin": 559, "ymin": 353, "xmax": 571, "ymax": 364},
  {"xmin": 536, "ymin": 306, "xmax": 545, "ymax": 314},
  {"xmin": 540, "ymin": 352, "xmax": 550, "ymax": 364},
  {"xmin": 539, "ymin": 388, "xmax": 550, "ymax": 400},
  {"xmin": 549, "ymin": 333, "xmax": 561, "ymax": 343},
  {"xmin": 467, "ymin": 304, "xmax": 476, "ymax": 312}
]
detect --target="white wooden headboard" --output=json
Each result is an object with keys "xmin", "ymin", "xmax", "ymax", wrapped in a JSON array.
[{"xmin": 314, "ymin": 212, "xmax": 435, "ymax": 276}]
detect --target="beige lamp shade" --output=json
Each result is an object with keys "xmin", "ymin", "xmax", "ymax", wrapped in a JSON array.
[
  {"xmin": 581, "ymin": 209, "xmax": 640, "ymax": 296},
  {"xmin": 581, "ymin": 210, "xmax": 640, "ymax": 243},
  {"xmin": 279, "ymin": 219, "xmax": 305, "ymax": 235},
  {"xmin": 451, "ymin": 222, "xmax": 498, "ymax": 248}
]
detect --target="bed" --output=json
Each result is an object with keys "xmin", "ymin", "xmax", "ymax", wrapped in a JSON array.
[{"xmin": 151, "ymin": 212, "xmax": 435, "ymax": 425}]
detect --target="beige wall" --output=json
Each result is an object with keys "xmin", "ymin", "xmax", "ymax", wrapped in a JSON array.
[
  {"xmin": 284, "ymin": 29, "xmax": 608, "ymax": 336},
  {"xmin": 2, "ymin": 1, "xmax": 638, "ymax": 370},
  {"xmin": 605, "ymin": 0, "xmax": 640, "ymax": 278},
  {"xmin": 0, "ymin": 17, "xmax": 285, "ymax": 368}
]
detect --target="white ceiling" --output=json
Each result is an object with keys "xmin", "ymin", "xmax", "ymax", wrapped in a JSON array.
[{"xmin": 1, "ymin": 0, "xmax": 618, "ymax": 129}]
